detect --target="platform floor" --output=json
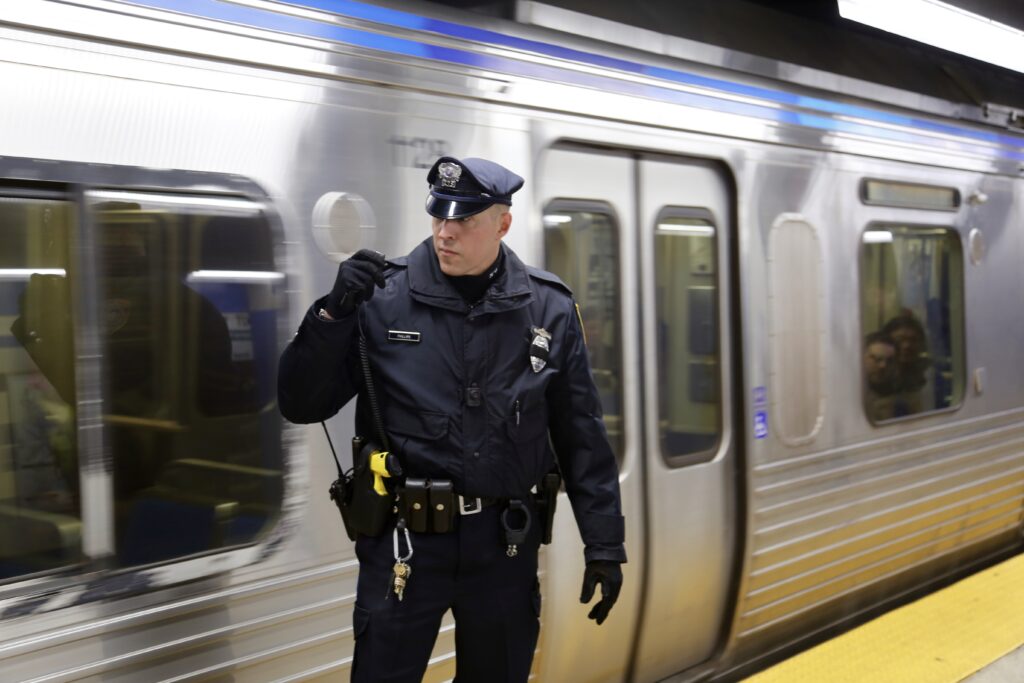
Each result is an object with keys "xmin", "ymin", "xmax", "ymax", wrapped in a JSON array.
[
  {"xmin": 965, "ymin": 644, "xmax": 1024, "ymax": 682},
  {"xmin": 745, "ymin": 552, "xmax": 1024, "ymax": 682}
]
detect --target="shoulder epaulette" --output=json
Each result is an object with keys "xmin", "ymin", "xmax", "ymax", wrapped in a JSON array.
[{"xmin": 526, "ymin": 266, "xmax": 573, "ymax": 297}]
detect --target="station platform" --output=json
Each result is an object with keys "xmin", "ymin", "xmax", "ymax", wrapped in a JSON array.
[{"xmin": 746, "ymin": 552, "xmax": 1024, "ymax": 682}]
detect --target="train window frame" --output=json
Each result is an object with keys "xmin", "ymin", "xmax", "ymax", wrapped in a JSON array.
[
  {"xmin": 0, "ymin": 157, "xmax": 294, "ymax": 609},
  {"xmin": 0, "ymin": 189, "xmax": 84, "ymax": 588},
  {"xmin": 653, "ymin": 205, "xmax": 724, "ymax": 468},
  {"xmin": 858, "ymin": 221, "xmax": 966, "ymax": 426},
  {"xmin": 859, "ymin": 178, "xmax": 961, "ymax": 211},
  {"xmin": 541, "ymin": 198, "xmax": 627, "ymax": 467}
]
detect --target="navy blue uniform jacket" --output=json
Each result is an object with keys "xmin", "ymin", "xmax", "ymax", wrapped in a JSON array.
[{"xmin": 279, "ymin": 239, "xmax": 625, "ymax": 563}]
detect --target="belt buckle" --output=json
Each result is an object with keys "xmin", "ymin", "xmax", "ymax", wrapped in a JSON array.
[{"xmin": 458, "ymin": 495, "xmax": 483, "ymax": 515}]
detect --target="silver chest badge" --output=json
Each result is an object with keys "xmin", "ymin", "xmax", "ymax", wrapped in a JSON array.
[{"xmin": 529, "ymin": 327, "xmax": 551, "ymax": 373}]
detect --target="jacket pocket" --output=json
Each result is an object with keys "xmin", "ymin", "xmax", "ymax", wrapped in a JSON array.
[
  {"xmin": 387, "ymin": 409, "xmax": 449, "ymax": 440},
  {"xmin": 505, "ymin": 405, "xmax": 548, "ymax": 443}
]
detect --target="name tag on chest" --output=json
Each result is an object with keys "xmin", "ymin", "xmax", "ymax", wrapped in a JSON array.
[{"xmin": 388, "ymin": 330, "xmax": 421, "ymax": 343}]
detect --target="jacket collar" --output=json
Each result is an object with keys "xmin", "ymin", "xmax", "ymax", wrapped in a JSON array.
[{"xmin": 406, "ymin": 238, "xmax": 533, "ymax": 315}]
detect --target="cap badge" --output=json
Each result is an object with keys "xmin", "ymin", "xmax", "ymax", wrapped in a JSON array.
[
  {"xmin": 529, "ymin": 327, "xmax": 552, "ymax": 373},
  {"xmin": 437, "ymin": 161, "xmax": 462, "ymax": 189}
]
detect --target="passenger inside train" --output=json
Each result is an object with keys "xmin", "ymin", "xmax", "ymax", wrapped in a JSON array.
[
  {"xmin": 882, "ymin": 311, "xmax": 932, "ymax": 416},
  {"xmin": 860, "ymin": 224, "xmax": 963, "ymax": 422},
  {"xmin": 862, "ymin": 331, "xmax": 898, "ymax": 423}
]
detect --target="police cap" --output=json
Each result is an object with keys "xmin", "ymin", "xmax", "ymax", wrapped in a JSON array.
[{"xmin": 425, "ymin": 156, "xmax": 524, "ymax": 219}]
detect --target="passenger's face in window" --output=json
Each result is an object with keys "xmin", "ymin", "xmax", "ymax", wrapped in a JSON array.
[
  {"xmin": 889, "ymin": 326, "xmax": 921, "ymax": 363},
  {"xmin": 103, "ymin": 298, "xmax": 131, "ymax": 335},
  {"xmin": 864, "ymin": 341, "xmax": 895, "ymax": 388}
]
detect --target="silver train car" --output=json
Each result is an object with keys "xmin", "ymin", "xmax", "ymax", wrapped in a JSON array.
[{"xmin": 1, "ymin": 1, "xmax": 1023, "ymax": 681}]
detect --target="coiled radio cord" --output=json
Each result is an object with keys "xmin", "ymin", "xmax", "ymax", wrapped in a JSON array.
[{"xmin": 359, "ymin": 327, "xmax": 390, "ymax": 452}]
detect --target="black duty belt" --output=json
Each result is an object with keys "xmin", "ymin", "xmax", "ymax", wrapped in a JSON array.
[
  {"xmin": 457, "ymin": 495, "xmax": 503, "ymax": 515},
  {"xmin": 398, "ymin": 478, "xmax": 510, "ymax": 533}
]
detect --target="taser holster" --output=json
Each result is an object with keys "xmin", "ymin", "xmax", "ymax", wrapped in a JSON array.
[{"xmin": 330, "ymin": 436, "xmax": 396, "ymax": 541}]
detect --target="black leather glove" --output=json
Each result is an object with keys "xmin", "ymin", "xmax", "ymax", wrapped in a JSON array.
[
  {"xmin": 580, "ymin": 560, "xmax": 623, "ymax": 625},
  {"xmin": 325, "ymin": 249, "xmax": 387, "ymax": 318}
]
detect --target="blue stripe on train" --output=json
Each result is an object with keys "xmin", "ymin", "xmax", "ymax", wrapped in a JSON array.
[{"xmin": 115, "ymin": 0, "xmax": 1024, "ymax": 158}]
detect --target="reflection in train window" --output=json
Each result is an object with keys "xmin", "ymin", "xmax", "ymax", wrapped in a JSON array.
[
  {"xmin": 655, "ymin": 209, "xmax": 721, "ymax": 462},
  {"xmin": 860, "ymin": 224, "xmax": 965, "ymax": 423},
  {"xmin": 542, "ymin": 202, "xmax": 624, "ymax": 463},
  {"xmin": 87, "ymin": 193, "xmax": 285, "ymax": 567},
  {"xmin": 0, "ymin": 196, "xmax": 82, "ymax": 581}
]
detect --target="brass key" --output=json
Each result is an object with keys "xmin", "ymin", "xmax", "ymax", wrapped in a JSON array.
[{"xmin": 392, "ymin": 560, "xmax": 411, "ymax": 601}]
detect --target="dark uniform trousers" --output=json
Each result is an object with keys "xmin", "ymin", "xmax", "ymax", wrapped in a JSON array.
[{"xmin": 351, "ymin": 504, "xmax": 542, "ymax": 683}]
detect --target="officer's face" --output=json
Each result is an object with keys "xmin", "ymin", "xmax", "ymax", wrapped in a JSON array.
[{"xmin": 432, "ymin": 205, "xmax": 511, "ymax": 276}]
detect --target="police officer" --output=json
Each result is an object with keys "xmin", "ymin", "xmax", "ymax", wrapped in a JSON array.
[{"xmin": 278, "ymin": 156, "xmax": 626, "ymax": 682}]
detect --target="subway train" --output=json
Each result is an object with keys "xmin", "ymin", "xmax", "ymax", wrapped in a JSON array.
[{"xmin": 2, "ymin": 1, "xmax": 1023, "ymax": 681}]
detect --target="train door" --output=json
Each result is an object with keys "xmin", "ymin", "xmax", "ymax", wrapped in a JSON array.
[
  {"xmin": 536, "ymin": 147, "xmax": 643, "ymax": 683},
  {"xmin": 536, "ymin": 146, "xmax": 738, "ymax": 682},
  {"xmin": 632, "ymin": 156, "xmax": 737, "ymax": 681}
]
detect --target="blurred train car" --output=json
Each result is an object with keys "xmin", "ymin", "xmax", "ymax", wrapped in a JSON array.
[{"xmin": 1, "ymin": 1, "xmax": 1023, "ymax": 681}]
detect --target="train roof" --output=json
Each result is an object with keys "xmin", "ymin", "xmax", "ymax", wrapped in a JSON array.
[
  {"xmin": 433, "ymin": 0, "xmax": 1024, "ymax": 130},
  {"xmin": 6, "ymin": 0, "xmax": 1022, "ymax": 171}
]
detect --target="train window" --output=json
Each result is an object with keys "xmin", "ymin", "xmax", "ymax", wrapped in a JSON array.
[
  {"xmin": 768, "ymin": 215, "xmax": 824, "ymax": 444},
  {"xmin": 861, "ymin": 179, "xmax": 960, "ymax": 211},
  {"xmin": 860, "ymin": 224, "xmax": 965, "ymax": 423},
  {"xmin": 86, "ymin": 192, "xmax": 285, "ymax": 567},
  {"xmin": 654, "ymin": 208, "xmax": 721, "ymax": 461},
  {"xmin": 542, "ymin": 201, "xmax": 625, "ymax": 463},
  {"xmin": 0, "ymin": 195, "xmax": 83, "ymax": 581}
]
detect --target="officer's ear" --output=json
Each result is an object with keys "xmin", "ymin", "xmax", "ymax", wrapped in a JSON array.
[{"xmin": 496, "ymin": 207, "xmax": 512, "ymax": 240}]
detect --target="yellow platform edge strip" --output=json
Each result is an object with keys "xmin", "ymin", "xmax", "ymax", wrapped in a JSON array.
[{"xmin": 745, "ymin": 552, "xmax": 1024, "ymax": 683}]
